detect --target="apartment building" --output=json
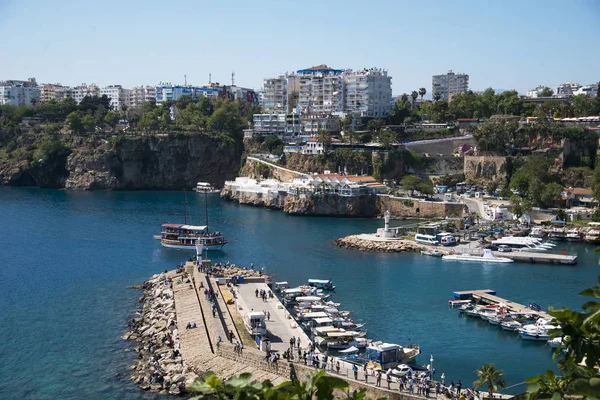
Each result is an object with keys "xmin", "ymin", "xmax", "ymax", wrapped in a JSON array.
[
  {"xmin": 71, "ymin": 84, "xmax": 100, "ymax": 104},
  {"xmin": 252, "ymin": 113, "xmax": 302, "ymax": 137},
  {"xmin": 432, "ymin": 70, "xmax": 469, "ymax": 101},
  {"xmin": 297, "ymin": 65, "xmax": 344, "ymax": 115},
  {"xmin": 344, "ymin": 68, "xmax": 392, "ymax": 118},
  {"xmin": 100, "ymin": 85, "xmax": 132, "ymax": 110},
  {"xmin": 131, "ymin": 86, "xmax": 156, "ymax": 108},
  {"xmin": 555, "ymin": 82, "xmax": 581, "ymax": 97},
  {"xmin": 262, "ymin": 74, "xmax": 300, "ymax": 113},
  {"xmin": 40, "ymin": 83, "xmax": 70, "ymax": 102},
  {"xmin": 0, "ymin": 78, "xmax": 40, "ymax": 106}
]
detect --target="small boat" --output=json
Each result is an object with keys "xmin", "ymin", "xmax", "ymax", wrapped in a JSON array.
[
  {"xmin": 442, "ymin": 249, "xmax": 514, "ymax": 263},
  {"xmin": 307, "ymin": 279, "xmax": 336, "ymax": 291},
  {"xmin": 195, "ymin": 182, "xmax": 220, "ymax": 193},
  {"xmin": 548, "ymin": 225, "xmax": 566, "ymax": 241},
  {"xmin": 547, "ymin": 337, "xmax": 563, "ymax": 349},
  {"xmin": 529, "ymin": 226, "xmax": 547, "ymax": 238},
  {"xmin": 449, "ymin": 299, "xmax": 472, "ymax": 307},
  {"xmin": 338, "ymin": 346, "xmax": 359, "ymax": 354},
  {"xmin": 500, "ymin": 320, "xmax": 522, "ymax": 331},
  {"xmin": 421, "ymin": 249, "xmax": 443, "ymax": 257},
  {"xmin": 584, "ymin": 228, "xmax": 600, "ymax": 244}
]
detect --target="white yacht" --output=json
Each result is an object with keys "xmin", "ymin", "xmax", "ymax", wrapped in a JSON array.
[
  {"xmin": 442, "ymin": 249, "xmax": 514, "ymax": 263},
  {"xmin": 584, "ymin": 227, "xmax": 600, "ymax": 244},
  {"xmin": 529, "ymin": 226, "xmax": 547, "ymax": 238},
  {"xmin": 492, "ymin": 236, "xmax": 553, "ymax": 252},
  {"xmin": 566, "ymin": 228, "xmax": 581, "ymax": 242}
]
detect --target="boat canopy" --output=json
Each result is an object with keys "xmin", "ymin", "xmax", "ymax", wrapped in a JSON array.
[
  {"xmin": 308, "ymin": 279, "xmax": 332, "ymax": 285},
  {"xmin": 314, "ymin": 326, "xmax": 343, "ymax": 334},
  {"xmin": 325, "ymin": 331, "xmax": 357, "ymax": 338},
  {"xmin": 283, "ymin": 287, "xmax": 304, "ymax": 294},
  {"xmin": 275, "ymin": 281, "xmax": 288, "ymax": 285},
  {"xmin": 301, "ymin": 311, "xmax": 328, "ymax": 318},
  {"xmin": 339, "ymin": 346, "xmax": 359, "ymax": 354},
  {"xmin": 248, "ymin": 311, "xmax": 266, "ymax": 319},
  {"xmin": 314, "ymin": 317, "xmax": 333, "ymax": 324},
  {"xmin": 180, "ymin": 225, "xmax": 207, "ymax": 231},
  {"xmin": 295, "ymin": 296, "xmax": 323, "ymax": 302},
  {"xmin": 162, "ymin": 223, "xmax": 184, "ymax": 228}
]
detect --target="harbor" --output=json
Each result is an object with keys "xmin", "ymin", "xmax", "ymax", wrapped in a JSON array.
[{"xmin": 124, "ymin": 258, "xmax": 444, "ymax": 398}]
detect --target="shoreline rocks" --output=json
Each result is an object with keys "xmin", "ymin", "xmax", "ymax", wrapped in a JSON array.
[
  {"xmin": 334, "ymin": 235, "xmax": 425, "ymax": 253},
  {"xmin": 123, "ymin": 273, "xmax": 196, "ymax": 396}
]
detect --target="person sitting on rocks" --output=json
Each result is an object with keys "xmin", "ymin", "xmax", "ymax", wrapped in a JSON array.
[{"xmin": 186, "ymin": 322, "xmax": 192, "ymax": 329}]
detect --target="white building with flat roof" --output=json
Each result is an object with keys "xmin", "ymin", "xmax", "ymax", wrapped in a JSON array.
[
  {"xmin": 100, "ymin": 85, "xmax": 132, "ymax": 110},
  {"xmin": 0, "ymin": 78, "xmax": 40, "ymax": 106},
  {"xmin": 252, "ymin": 113, "xmax": 302, "ymax": 137},
  {"xmin": 344, "ymin": 68, "xmax": 392, "ymax": 118},
  {"xmin": 71, "ymin": 84, "xmax": 100, "ymax": 104},
  {"xmin": 297, "ymin": 65, "xmax": 344, "ymax": 115},
  {"xmin": 432, "ymin": 70, "xmax": 469, "ymax": 101}
]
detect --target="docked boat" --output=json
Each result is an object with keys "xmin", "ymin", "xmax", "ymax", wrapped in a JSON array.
[
  {"xmin": 548, "ymin": 225, "xmax": 566, "ymax": 241},
  {"xmin": 547, "ymin": 337, "xmax": 563, "ymax": 349},
  {"xmin": 442, "ymin": 249, "xmax": 514, "ymax": 263},
  {"xmin": 566, "ymin": 228, "xmax": 582, "ymax": 242},
  {"xmin": 500, "ymin": 320, "xmax": 522, "ymax": 331},
  {"xmin": 449, "ymin": 299, "xmax": 471, "ymax": 307},
  {"xmin": 195, "ymin": 182, "xmax": 220, "ymax": 193},
  {"xmin": 491, "ymin": 236, "xmax": 553, "ymax": 252},
  {"xmin": 519, "ymin": 319, "xmax": 557, "ymax": 341},
  {"xmin": 365, "ymin": 342, "xmax": 420, "ymax": 370},
  {"xmin": 529, "ymin": 226, "xmax": 547, "ymax": 238},
  {"xmin": 421, "ymin": 249, "xmax": 443, "ymax": 257},
  {"xmin": 307, "ymin": 279, "xmax": 336, "ymax": 291},
  {"xmin": 584, "ymin": 227, "xmax": 600, "ymax": 244},
  {"xmin": 157, "ymin": 190, "xmax": 227, "ymax": 251}
]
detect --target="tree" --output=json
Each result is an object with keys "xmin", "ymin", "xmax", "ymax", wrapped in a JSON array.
[
  {"xmin": 81, "ymin": 114, "xmax": 95, "ymax": 133},
  {"xmin": 486, "ymin": 181, "xmax": 498, "ymax": 195},
  {"xmin": 316, "ymin": 129, "xmax": 333, "ymax": 153},
  {"xmin": 65, "ymin": 112, "xmax": 83, "ymax": 134},
  {"xmin": 400, "ymin": 174, "xmax": 433, "ymax": 196},
  {"xmin": 103, "ymin": 110, "xmax": 120, "ymax": 131},
  {"xmin": 411, "ymin": 91, "xmax": 418, "ymax": 104},
  {"xmin": 188, "ymin": 368, "xmax": 365, "ymax": 400},
  {"xmin": 526, "ymin": 276, "xmax": 600, "ymax": 400},
  {"xmin": 343, "ymin": 128, "xmax": 357, "ymax": 145},
  {"xmin": 377, "ymin": 129, "xmax": 398, "ymax": 150},
  {"xmin": 419, "ymin": 87, "xmax": 427, "ymax": 100},
  {"xmin": 367, "ymin": 119, "xmax": 384, "ymax": 133},
  {"xmin": 474, "ymin": 363, "xmax": 507, "ymax": 400},
  {"xmin": 539, "ymin": 87, "xmax": 554, "ymax": 97},
  {"xmin": 433, "ymin": 92, "xmax": 441, "ymax": 102}
]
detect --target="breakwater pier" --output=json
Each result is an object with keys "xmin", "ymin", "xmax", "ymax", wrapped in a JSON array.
[
  {"xmin": 452, "ymin": 289, "xmax": 552, "ymax": 319},
  {"xmin": 126, "ymin": 260, "xmax": 437, "ymax": 399}
]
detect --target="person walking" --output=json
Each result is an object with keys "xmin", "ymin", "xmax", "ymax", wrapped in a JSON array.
[
  {"xmin": 457, "ymin": 380, "xmax": 463, "ymax": 395},
  {"xmin": 336, "ymin": 361, "xmax": 340, "ymax": 374},
  {"xmin": 352, "ymin": 364, "xmax": 358, "ymax": 380},
  {"xmin": 376, "ymin": 371, "xmax": 381, "ymax": 387},
  {"xmin": 386, "ymin": 373, "xmax": 392, "ymax": 389},
  {"xmin": 363, "ymin": 364, "xmax": 368, "ymax": 383}
]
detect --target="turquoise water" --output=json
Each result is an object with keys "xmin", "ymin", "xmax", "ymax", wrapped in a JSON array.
[{"xmin": 0, "ymin": 187, "xmax": 598, "ymax": 399}]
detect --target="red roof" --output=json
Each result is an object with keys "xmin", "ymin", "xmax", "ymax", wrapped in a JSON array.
[
  {"xmin": 162, "ymin": 223, "xmax": 184, "ymax": 228},
  {"xmin": 564, "ymin": 188, "xmax": 593, "ymax": 196}
]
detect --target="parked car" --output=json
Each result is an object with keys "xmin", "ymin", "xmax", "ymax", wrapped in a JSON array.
[{"xmin": 498, "ymin": 245, "xmax": 512, "ymax": 252}]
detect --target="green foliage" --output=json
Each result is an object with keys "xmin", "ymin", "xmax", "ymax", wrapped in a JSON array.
[
  {"xmin": 473, "ymin": 119, "xmax": 520, "ymax": 155},
  {"xmin": 473, "ymin": 363, "xmax": 507, "ymax": 400},
  {"xmin": 188, "ymin": 368, "xmax": 367, "ymax": 400},
  {"xmin": 539, "ymin": 87, "xmax": 554, "ymax": 97},
  {"xmin": 526, "ymin": 276, "xmax": 600, "ymax": 400},
  {"xmin": 65, "ymin": 112, "xmax": 84, "ymax": 134},
  {"xmin": 36, "ymin": 138, "xmax": 72, "ymax": 165},
  {"xmin": 400, "ymin": 174, "xmax": 433, "ymax": 195},
  {"xmin": 263, "ymin": 136, "xmax": 284, "ymax": 155},
  {"xmin": 367, "ymin": 119, "xmax": 385, "ymax": 133}
]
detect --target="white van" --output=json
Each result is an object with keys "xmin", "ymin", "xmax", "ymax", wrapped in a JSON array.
[{"xmin": 415, "ymin": 234, "xmax": 438, "ymax": 245}]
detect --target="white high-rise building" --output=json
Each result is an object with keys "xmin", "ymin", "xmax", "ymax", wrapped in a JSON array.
[
  {"xmin": 262, "ymin": 74, "xmax": 299, "ymax": 113},
  {"xmin": 0, "ymin": 78, "xmax": 40, "ymax": 106},
  {"xmin": 297, "ymin": 65, "xmax": 344, "ymax": 115},
  {"xmin": 100, "ymin": 85, "xmax": 132, "ymax": 110},
  {"xmin": 131, "ymin": 86, "xmax": 156, "ymax": 108},
  {"xmin": 432, "ymin": 70, "xmax": 469, "ymax": 101},
  {"xmin": 71, "ymin": 84, "xmax": 100, "ymax": 104},
  {"xmin": 344, "ymin": 68, "xmax": 392, "ymax": 118}
]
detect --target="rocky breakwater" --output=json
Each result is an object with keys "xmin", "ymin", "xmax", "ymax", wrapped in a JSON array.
[
  {"xmin": 123, "ymin": 273, "xmax": 196, "ymax": 395},
  {"xmin": 334, "ymin": 234, "xmax": 425, "ymax": 253}
]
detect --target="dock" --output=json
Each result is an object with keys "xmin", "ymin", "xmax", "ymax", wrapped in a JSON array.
[
  {"xmin": 448, "ymin": 245, "xmax": 578, "ymax": 265},
  {"xmin": 452, "ymin": 289, "xmax": 552, "ymax": 319}
]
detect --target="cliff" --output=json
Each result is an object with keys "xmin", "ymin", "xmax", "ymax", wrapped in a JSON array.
[
  {"xmin": 283, "ymin": 193, "xmax": 378, "ymax": 216},
  {"xmin": 0, "ymin": 133, "xmax": 241, "ymax": 190}
]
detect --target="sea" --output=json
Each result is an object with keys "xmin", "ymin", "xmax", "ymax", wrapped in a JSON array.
[{"xmin": 0, "ymin": 187, "xmax": 598, "ymax": 399}]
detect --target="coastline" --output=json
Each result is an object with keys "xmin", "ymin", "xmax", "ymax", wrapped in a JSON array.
[{"xmin": 334, "ymin": 234, "xmax": 428, "ymax": 253}]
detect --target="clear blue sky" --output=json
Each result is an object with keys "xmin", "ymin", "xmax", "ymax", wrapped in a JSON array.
[{"xmin": 1, "ymin": 0, "xmax": 599, "ymax": 95}]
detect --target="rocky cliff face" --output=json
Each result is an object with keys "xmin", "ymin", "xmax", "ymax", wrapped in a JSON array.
[
  {"xmin": 283, "ymin": 194, "xmax": 378, "ymax": 217},
  {"xmin": 1, "ymin": 134, "xmax": 241, "ymax": 190}
]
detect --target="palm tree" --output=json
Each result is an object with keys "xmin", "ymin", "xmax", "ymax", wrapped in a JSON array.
[
  {"xmin": 419, "ymin": 87, "xmax": 427, "ymax": 100},
  {"xmin": 474, "ymin": 363, "xmax": 507, "ymax": 399},
  {"xmin": 411, "ymin": 91, "xmax": 418, "ymax": 103},
  {"xmin": 433, "ymin": 92, "xmax": 442, "ymax": 102}
]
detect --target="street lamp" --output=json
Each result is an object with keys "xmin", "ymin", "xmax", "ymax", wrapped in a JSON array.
[{"xmin": 429, "ymin": 354, "xmax": 435, "ymax": 379}]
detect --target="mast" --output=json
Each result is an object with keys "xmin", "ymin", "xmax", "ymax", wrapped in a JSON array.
[
  {"xmin": 204, "ymin": 190, "xmax": 209, "ymax": 230},
  {"xmin": 183, "ymin": 189, "xmax": 189, "ymax": 224}
]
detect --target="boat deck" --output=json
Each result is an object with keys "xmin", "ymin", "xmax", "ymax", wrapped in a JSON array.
[{"xmin": 453, "ymin": 289, "xmax": 552, "ymax": 319}]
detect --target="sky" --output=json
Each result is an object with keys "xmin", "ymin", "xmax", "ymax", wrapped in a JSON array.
[{"xmin": 1, "ymin": 0, "xmax": 599, "ymax": 95}]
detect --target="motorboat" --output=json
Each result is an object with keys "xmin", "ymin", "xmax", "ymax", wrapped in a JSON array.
[
  {"xmin": 529, "ymin": 226, "xmax": 547, "ymax": 238},
  {"xmin": 307, "ymin": 278, "xmax": 335, "ymax": 291},
  {"xmin": 421, "ymin": 249, "xmax": 443, "ymax": 257},
  {"xmin": 548, "ymin": 225, "xmax": 566, "ymax": 240},
  {"xmin": 478, "ymin": 308, "xmax": 499, "ymax": 321},
  {"xmin": 195, "ymin": 182, "xmax": 220, "ymax": 193},
  {"xmin": 365, "ymin": 342, "xmax": 420, "ymax": 370},
  {"xmin": 547, "ymin": 337, "xmax": 563, "ymax": 349},
  {"xmin": 500, "ymin": 320, "xmax": 522, "ymax": 331},
  {"xmin": 442, "ymin": 249, "xmax": 514, "ymax": 263},
  {"xmin": 338, "ymin": 346, "xmax": 359, "ymax": 354},
  {"xmin": 491, "ymin": 236, "xmax": 553, "ymax": 252},
  {"xmin": 519, "ymin": 319, "xmax": 557, "ymax": 341},
  {"xmin": 448, "ymin": 299, "xmax": 472, "ymax": 307}
]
